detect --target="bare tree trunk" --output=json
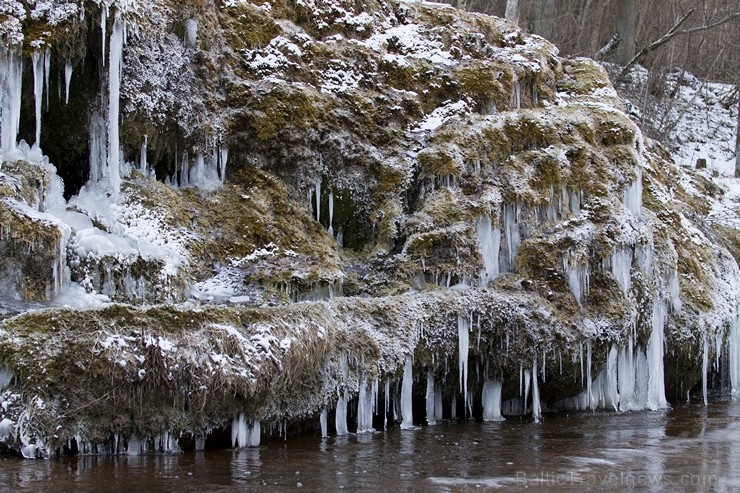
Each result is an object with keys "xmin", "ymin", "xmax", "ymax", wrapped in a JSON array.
[
  {"xmin": 505, "ymin": 0, "xmax": 520, "ymax": 24},
  {"xmin": 614, "ymin": 0, "xmax": 638, "ymax": 65},
  {"xmin": 529, "ymin": 0, "xmax": 558, "ymax": 41},
  {"xmin": 736, "ymin": 90, "xmax": 740, "ymax": 178}
]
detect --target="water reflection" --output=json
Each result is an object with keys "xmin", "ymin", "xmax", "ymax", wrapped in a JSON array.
[{"xmin": 1, "ymin": 401, "xmax": 739, "ymax": 491}]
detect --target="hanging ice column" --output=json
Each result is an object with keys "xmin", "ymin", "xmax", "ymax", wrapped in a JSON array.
[
  {"xmin": 730, "ymin": 307, "xmax": 740, "ymax": 397},
  {"xmin": 64, "ymin": 60, "xmax": 73, "ymax": 105},
  {"xmin": 611, "ymin": 247, "xmax": 633, "ymax": 295},
  {"xmin": 624, "ymin": 166, "xmax": 643, "ymax": 217},
  {"xmin": 400, "ymin": 354, "xmax": 415, "ymax": 430},
  {"xmin": 458, "ymin": 314, "xmax": 470, "ymax": 416},
  {"xmin": 647, "ymin": 301, "xmax": 669, "ymax": 410},
  {"xmin": 475, "ymin": 215, "xmax": 500, "ymax": 286},
  {"xmin": 482, "ymin": 376, "xmax": 504, "ymax": 422},
  {"xmin": 0, "ymin": 48, "xmax": 23, "ymax": 153},
  {"xmin": 563, "ymin": 251, "xmax": 590, "ymax": 305},
  {"xmin": 232, "ymin": 413, "xmax": 261, "ymax": 448},
  {"xmin": 501, "ymin": 203, "xmax": 521, "ymax": 272},
  {"xmin": 106, "ymin": 15, "xmax": 124, "ymax": 195},
  {"xmin": 357, "ymin": 372, "xmax": 376, "ymax": 433},
  {"xmin": 32, "ymin": 50, "xmax": 48, "ymax": 147},
  {"xmin": 425, "ymin": 370, "xmax": 436, "ymax": 426},
  {"xmin": 335, "ymin": 355, "xmax": 349, "ymax": 435}
]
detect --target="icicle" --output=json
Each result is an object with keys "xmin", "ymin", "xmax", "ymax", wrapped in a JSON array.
[
  {"xmin": 184, "ymin": 19, "xmax": 198, "ymax": 48},
  {"xmin": 33, "ymin": 50, "xmax": 44, "ymax": 147},
  {"xmin": 502, "ymin": 202, "xmax": 520, "ymax": 272},
  {"xmin": 563, "ymin": 251, "xmax": 589, "ymax": 305},
  {"xmin": 400, "ymin": 354, "xmax": 415, "ymax": 429},
  {"xmin": 425, "ymin": 370, "xmax": 436, "ymax": 426},
  {"xmin": 320, "ymin": 409, "xmax": 328, "ymax": 438},
  {"xmin": 617, "ymin": 337, "xmax": 637, "ymax": 411},
  {"xmin": 624, "ymin": 166, "xmax": 643, "ymax": 217},
  {"xmin": 328, "ymin": 190, "xmax": 334, "ymax": 237},
  {"xmin": 702, "ymin": 334, "xmax": 708, "ymax": 406},
  {"xmin": 195, "ymin": 434, "xmax": 206, "ymax": 451},
  {"xmin": 523, "ymin": 368, "xmax": 531, "ymax": 414},
  {"xmin": 233, "ymin": 412, "xmax": 248, "ymax": 448},
  {"xmin": 450, "ymin": 395, "xmax": 457, "ymax": 420},
  {"xmin": 126, "ymin": 435, "xmax": 141, "ymax": 455},
  {"xmin": 140, "ymin": 135, "xmax": 148, "ymax": 174},
  {"xmin": 605, "ymin": 345, "xmax": 619, "ymax": 410},
  {"xmin": 247, "ymin": 421, "xmax": 260, "ymax": 447},
  {"xmin": 669, "ymin": 269, "xmax": 682, "ymax": 314},
  {"xmin": 730, "ymin": 308, "xmax": 740, "ymax": 397},
  {"xmin": 586, "ymin": 340, "xmax": 593, "ymax": 410},
  {"xmin": 475, "ymin": 215, "xmax": 501, "ymax": 286},
  {"xmin": 88, "ymin": 113, "xmax": 107, "ymax": 184},
  {"xmin": 579, "ymin": 342, "xmax": 584, "ymax": 385},
  {"xmin": 531, "ymin": 357, "xmax": 541, "ymax": 422},
  {"xmin": 647, "ymin": 301, "xmax": 668, "ymax": 410},
  {"xmin": 611, "ymin": 247, "xmax": 633, "ymax": 295},
  {"xmin": 0, "ymin": 49, "xmax": 22, "ymax": 153},
  {"xmin": 219, "ymin": 146, "xmax": 228, "ymax": 183},
  {"xmin": 44, "ymin": 49, "xmax": 51, "ymax": 109},
  {"xmin": 336, "ymin": 355, "xmax": 349, "ymax": 435},
  {"xmin": 434, "ymin": 385, "xmax": 443, "ymax": 422},
  {"xmin": 519, "ymin": 363, "xmax": 523, "ymax": 396},
  {"xmin": 357, "ymin": 372, "xmax": 375, "ymax": 433},
  {"xmin": 384, "ymin": 379, "xmax": 390, "ymax": 430},
  {"xmin": 458, "ymin": 314, "xmax": 470, "ymax": 403},
  {"xmin": 542, "ymin": 349, "xmax": 546, "ymax": 382},
  {"xmin": 482, "ymin": 377, "xmax": 504, "ymax": 422},
  {"xmin": 315, "ymin": 177, "xmax": 321, "ymax": 223},
  {"xmin": 64, "ymin": 60, "xmax": 73, "ymax": 104},
  {"xmin": 101, "ymin": 6, "xmax": 108, "ymax": 67},
  {"xmin": 107, "ymin": 15, "xmax": 124, "ymax": 195}
]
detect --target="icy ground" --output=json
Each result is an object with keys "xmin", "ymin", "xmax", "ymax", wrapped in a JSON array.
[{"xmin": 618, "ymin": 67, "xmax": 738, "ymax": 230}]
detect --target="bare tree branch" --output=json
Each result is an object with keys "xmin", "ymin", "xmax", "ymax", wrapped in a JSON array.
[
  {"xmin": 618, "ymin": 9, "xmax": 696, "ymax": 80},
  {"xmin": 679, "ymin": 11, "xmax": 740, "ymax": 35},
  {"xmin": 595, "ymin": 33, "xmax": 621, "ymax": 60}
]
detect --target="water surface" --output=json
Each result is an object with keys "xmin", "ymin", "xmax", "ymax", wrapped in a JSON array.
[{"xmin": 2, "ymin": 399, "xmax": 738, "ymax": 492}]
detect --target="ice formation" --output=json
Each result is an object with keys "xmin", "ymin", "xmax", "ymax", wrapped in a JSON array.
[
  {"xmin": 425, "ymin": 370, "xmax": 436, "ymax": 425},
  {"xmin": 647, "ymin": 302, "xmax": 669, "ymax": 410},
  {"xmin": 730, "ymin": 308, "xmax": 740, "ymax": 397},
  {"xmin": 64, "ymin": 60, "xmax": 73, "ymax": 105},
  {"xmin": 481, "ymin": 377, "xmax": 504, "ymax": 422},
  {"xmin": 0, "ymin": 0, "xmax": 737, "ymax": 460},
  {"xmin": 624, "ymin": 166, "xmax": 643, "ymax": 217},
  {"xmin": 475, "ymin": 215, "xmax": 500, "ymax": 286},
  {"xmin": 458, "ymin": 314, "xmax": 470, "ymax": 405},
  {"xmin": 0, "ymin": 48, "xmax": 23, "ymax": 152},
  {"xmin": 232, "ymin": 413, "xmax": 260, "ymax": 448},
  {"xmin": 335, "ymin": 355, "xmax": 349, "ymax": 435},
  {"xmin": 107, "ymin": 16, "xmax": 124, "ymax": 195},
  {"xmin": 357, "ymin": 372, "xmax": 376, "ymax": 433},
  {"xmin": 563, "ymin": 251, "xmax": 590, "ymax": 305},
  {"xmin": 400, "ymin": 354, "xmax": 415, "ymax": 430}
]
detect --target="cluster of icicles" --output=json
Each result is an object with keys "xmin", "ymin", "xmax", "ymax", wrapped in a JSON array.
[{"xmin": 0, "ymin": 10, "xmax": 226, "ymax": 195}]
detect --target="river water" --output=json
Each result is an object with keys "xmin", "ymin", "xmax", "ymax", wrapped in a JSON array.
[{"xmin": 2, "ymin": 399, "xmax": 738, "ymax": 492}]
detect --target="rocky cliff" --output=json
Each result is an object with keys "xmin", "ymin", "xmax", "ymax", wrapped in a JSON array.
[{"xmin": 0, "ymin": 0, "xmax": 738, "ymax": 457}]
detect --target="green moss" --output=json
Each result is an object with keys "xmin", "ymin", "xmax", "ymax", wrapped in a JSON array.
[
  {"xmin": 529, "ymin": 153, "xmax": 562, "ymax": 193},
  {"xmin": 221, "ymin": 2, "xmax": 281, "ymax": 50},
  {"xmin": 556, "ymin": 58, "xmax": 612, "ymax": 96},
  {"xmin": 418, "ymin": 147, "xmax": 458, "ymax": 179},
  {"xmin": 456, "ymin": 61, "xmax": 514, "ymax": 113},
  {"xmin": 378, "ymin": 58, "xmax": 419, "ymax": 91},
  {"xmin": 231, "ymin": 86, "xmax": 321, "ymax": 141}
]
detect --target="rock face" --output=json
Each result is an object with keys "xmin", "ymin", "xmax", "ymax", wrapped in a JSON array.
[{"xmin": 0, "ymin": 0, "xmax": 738, "ymax": 457}]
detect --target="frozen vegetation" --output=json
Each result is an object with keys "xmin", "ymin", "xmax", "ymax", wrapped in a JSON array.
[{"xmin": 0, "ymin": 0, "xmax": 737, "ymax": 458}]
